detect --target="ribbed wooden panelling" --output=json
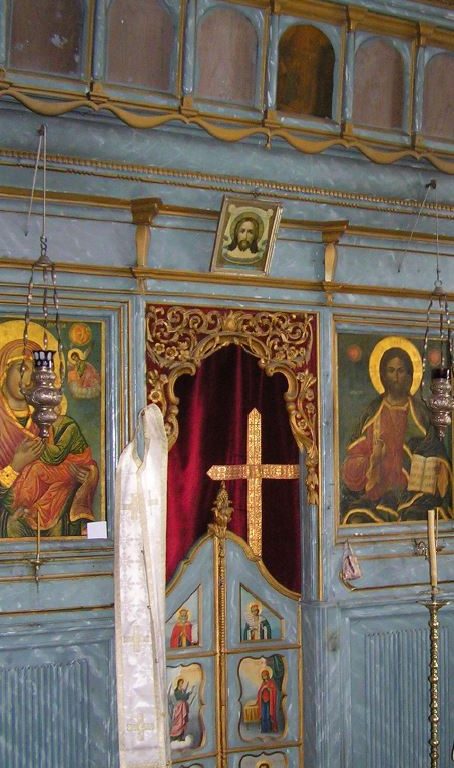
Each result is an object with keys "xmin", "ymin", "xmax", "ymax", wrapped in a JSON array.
[
  {"xmin": 365, "ymin": 627, "xmax": 449, "ymax": 768},
  {"xmin": 0, "ymin": 659, "xmax": 89, "ymax": 768}
]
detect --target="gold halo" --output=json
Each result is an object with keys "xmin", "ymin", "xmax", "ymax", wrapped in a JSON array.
[
  {"xmin": 177, "ymin": 606, "xmax": 191, "ymax": 621},
  {"xmin": 248, "ymin": 600, "xmax": 262, "ymax": 613},
  {"xmin": 0, "ymin": 320, "xmax": 64, "ymax": 385},
  {"xmin": 368, "ymin": 336, "xmax": 422, "ymax": 396},
  {"xmin": 261, "ymin": 665, "xmax": 273, "ymax": 678},
  {"xmin": 68, "ymin": 347, "xmax": 88, "ymax": 362}
]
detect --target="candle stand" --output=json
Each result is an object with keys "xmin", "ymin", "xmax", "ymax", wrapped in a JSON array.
[{"xmin": 421, "ymin": 588, "xmax": 449, "ymax": 768}]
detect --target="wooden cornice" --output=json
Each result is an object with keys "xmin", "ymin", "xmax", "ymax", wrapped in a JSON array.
[
  {"xmin": 0, "ymin": 188, "xmax": 453, "ymax": 246},
  {"xmin": 1, "ymin": 257, "xmax": 453, "ymax": 304}
]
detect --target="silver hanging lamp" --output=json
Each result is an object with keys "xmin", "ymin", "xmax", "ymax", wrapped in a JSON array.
[{"xmin": 21, "ymin": 124, "xmax": 64, "ymax": 439}]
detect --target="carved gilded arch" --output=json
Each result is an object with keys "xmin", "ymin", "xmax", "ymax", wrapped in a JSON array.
[{"xmin": 145, "ymin": 305, "xmax": 319, "ymax": 504}]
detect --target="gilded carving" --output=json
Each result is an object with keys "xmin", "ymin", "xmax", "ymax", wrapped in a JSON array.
[
  {"xmin": 208, "ymin": 482, "xmax": 234, "ymax": 540},
  {"xmin": 145, "ymin": 305, "xmax": 319, "ymax": 504},
  {"xmin": 209, "ymin": 482, "xmax": 231, "ymax": 766}
]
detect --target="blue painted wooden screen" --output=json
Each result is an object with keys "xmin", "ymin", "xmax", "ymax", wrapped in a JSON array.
[{"xmin": 165, "ymin": 485, "xmax": 303, "ymax": 768}]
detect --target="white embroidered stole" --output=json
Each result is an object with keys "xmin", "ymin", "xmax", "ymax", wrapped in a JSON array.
[{"xmin": 114, "ymin": 405, "xmax": 170, "ymax": 768}]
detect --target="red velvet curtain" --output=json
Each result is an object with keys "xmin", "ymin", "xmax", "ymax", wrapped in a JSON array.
[{"xmin": 167, "ymin": 344, "xmax": 301, "ymax": 592}]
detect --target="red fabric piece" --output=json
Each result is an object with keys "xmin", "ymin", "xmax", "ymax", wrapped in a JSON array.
[
  {"xmin": 167, "ymin": 345, "xmax": 301, "ymax": 592},
  {"xmin": 13, "ymin": 447, "xmax": 97, "ymax": 530}
]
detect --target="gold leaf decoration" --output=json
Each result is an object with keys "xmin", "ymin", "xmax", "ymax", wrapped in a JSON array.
[{"xmin": 145, "ymin": 305, "xmax": 319, "ymax": 504}]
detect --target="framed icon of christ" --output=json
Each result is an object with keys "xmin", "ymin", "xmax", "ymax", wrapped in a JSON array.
[{"xmin": 335, "ymin": 324, "xmax": 453, "ymax": 529}]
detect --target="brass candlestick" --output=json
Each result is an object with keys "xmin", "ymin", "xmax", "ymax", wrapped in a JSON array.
[
  {"xmin": 28, "ymin": 510, "xmax": 46, "ymax": 584},
  {"xmin": 422, "ymin": 589, "xmax": 448, "ymax": 768},
  {"xmin": 423, "ymin": 509, "xmax": 448, "ymax": 768}
]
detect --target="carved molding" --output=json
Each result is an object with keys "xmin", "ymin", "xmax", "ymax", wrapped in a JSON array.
[
  {"xmin": 0, "ymin": 86, "xmax": 453, "ymax": 173},
  {"xmin": 145, "ymin": 305, "xmax": 319, "ymax": 504}
]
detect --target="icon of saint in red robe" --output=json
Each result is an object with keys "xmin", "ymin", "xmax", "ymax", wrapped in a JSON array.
[
  {"xmin": 169, "ymin": 608, "xmax": 193, "ymax": 648},
  {"xmin": 257, "ymin": 668, "xmax": 278, "ymax": 733}
]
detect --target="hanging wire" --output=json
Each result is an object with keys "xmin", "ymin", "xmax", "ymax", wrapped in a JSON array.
[
  {"xmin": 24, "ymin": 127, "xmax": 44, "ymax": 238},
  {"xmin": 42, "ymin": 124, "xmax": 46, "ymax": 242},
  {"xmin": 418, "ymin": 180, "xmax": 454, "ymax": 439},
  {"xmin": 421, "ymin": 180, "xmax": 452, "ymax": 384},
  {"xmin": 396, "ymin": 180, "xmax": 436, "ymax": 274},
  {"xmin": 435, "ymin": 181, "xmax": 440, "ymax": 286}
]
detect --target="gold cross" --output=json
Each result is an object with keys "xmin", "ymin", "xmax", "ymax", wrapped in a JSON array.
[
  {"xmin": 123, "ymin": 627, "xmax": 151, "ymax": 653},
  {"xmin": 126, "ymin": 712, "xmax": 154, "ymax": 742},
  {"xmin": 207, "ymin": 408, "xmax": 299, "ymax": 558}
]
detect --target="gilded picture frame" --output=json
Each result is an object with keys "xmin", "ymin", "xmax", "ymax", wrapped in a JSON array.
[
  {"xmin": 335, "ymin": 323, "xmax": 453, "ymax": 529},
  {"xmin": 210, "ymin": 196, "xmax": 283, "ymax": 276}
]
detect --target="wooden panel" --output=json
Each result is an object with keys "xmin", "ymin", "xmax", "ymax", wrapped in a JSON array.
[
  {"xmin": 365, "ymin": 627, "xmax": 431, "ymax": 765},
  {"xmin": 350, "ymin": 614, "xmax": 454, "ymax": 768},
  {"xmin": 8, "ymin": 0, "xmax": 84, "ymax": 77},
  {"xmin": 195, "ymin": 7, "xmax": 258, "ymax": 106},
  {"xmin": 166, "ymin": 526, "xmax": 302, "ymax": 766},
  {"xmin": 106, "ymin": 0, "xmax": 174, "ymax": 91},
  {"xmin": 0, "ymin": 660, "xmax": 89, "ymax": 768},
  {"xmin": 423, "ymin": 53, "xmax": 454, "ymax": 140},
  {"xmin": 353, "ymin": 38, "xmax": 404, "ymax": 130},
  {"xmin": 0, "ymin": 618, "xmax": 118, "ymax": 768}
]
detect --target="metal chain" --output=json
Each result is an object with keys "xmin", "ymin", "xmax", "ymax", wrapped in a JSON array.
[
  {"xmin": 50, "ymin": 260, "xmax": 64, "ymax": 384},
  {"xmin": 21, "ymin": 123, "xmax": 63, "ymax": 392},
  {"xmin": 20, "ymin": 263, "xmax": 35, "ymax": 399}
]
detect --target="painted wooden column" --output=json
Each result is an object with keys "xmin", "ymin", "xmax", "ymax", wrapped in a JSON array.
[
  {"xmin": 413, "ymin": 24, "xmax": 433, "ymax": 149},
  {"xmin": 342, "ymin": 8, "xmax": 367, "ymax": 135},
  {"xmin": 0, "ymin": 0, "xmax": 7, "ymax": 72},
  {"xmin": 302, "ymin": 603, "xmax": 343, "ymax": 768},
  {"xmin": 266, "ymin": 5, "xmax": 280, "ymax": 116},
  {"xmin": 181, "ymin": 0, "xmax": 197, "ymax": 113}
]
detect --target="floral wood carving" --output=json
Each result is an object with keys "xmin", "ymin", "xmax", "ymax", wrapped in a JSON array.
[{"xmin": 145, "ymin": 305, "xmax": 319, "ymax": 504}]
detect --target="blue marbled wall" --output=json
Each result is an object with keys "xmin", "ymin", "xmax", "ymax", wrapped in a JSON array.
[{"xmin": 0, "ymin": 0, "xmax": 453, "ymax": 763}]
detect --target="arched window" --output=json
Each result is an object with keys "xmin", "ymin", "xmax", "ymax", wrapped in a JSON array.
[
  {"xmin": 106, "ymin": 0, "xmax": 174, "ymax": 91},
  {"xmin": 8, "ymin": 0, "xmax": 84, "ymax": 77},
  {"xmin": 423, "ymin": 53, "xmax": 454, "ymax": 140},
  {"xmin": 353, "ymin": 38, "xmax": 404, "ymax": 130},
  {"xmin": 195, "ymin": 7, "xmax": 258, "ymax": 107},
  {"xmin": 276, "ymin": 25, "xmax": 334, "ymax": 119}
]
